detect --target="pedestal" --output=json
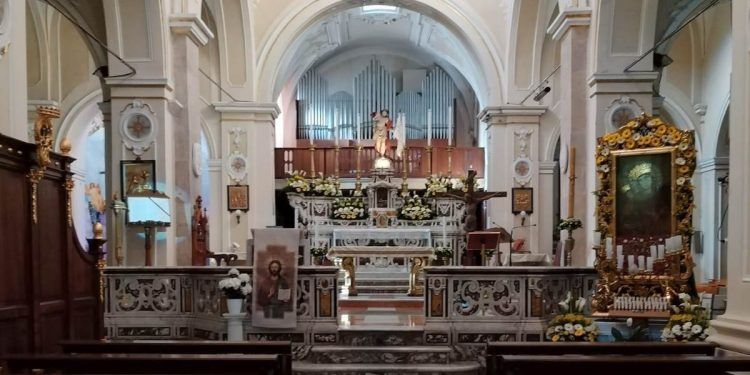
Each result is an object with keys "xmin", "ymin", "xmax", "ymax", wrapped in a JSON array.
[{"xmin": 223, "ymin": 313, "xmax": 245, "ymax": 342}]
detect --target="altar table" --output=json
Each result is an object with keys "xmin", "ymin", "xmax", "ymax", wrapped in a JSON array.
[{"xmin": 327, "ymin": 246, "xmax": 435, "ymax": 296}]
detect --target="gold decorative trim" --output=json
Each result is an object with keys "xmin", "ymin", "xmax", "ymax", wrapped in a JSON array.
[
  {"xmin": 33, "ymin": 106, "xmax": 60, "ymax": 169},
  {"xmin": 64, "ymin": 176, "xmax": 74, "ymax": 227},
  {"xmin": 593, "ymin": 114, "xmax": 696, "ymax": 313},
  {"xmin": 27, "ymin": 168, "xmax": 45, "ymax": 224}
]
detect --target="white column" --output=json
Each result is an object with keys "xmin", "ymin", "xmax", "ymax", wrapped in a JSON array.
[
  {"xmin": 0, "ymin": 1, "xmax": 28, "ymax": 141},
  {"xmin": 538, "ymin": 161, "xmax": 557, "ymax": 259},
  {"xmin": 479, "ymin": 106, "xmax": 545, "ymax": 252},
  {"xmin": 695, "ymin": 157, "xmax": 729, "ymax": 282},
  {"xmin": 708, "ymin": 0, "xmax": 750, "ymax": 353},
  {"xmin": 213, "ymin": 102, "xmax": 279, "ymax": 256}
]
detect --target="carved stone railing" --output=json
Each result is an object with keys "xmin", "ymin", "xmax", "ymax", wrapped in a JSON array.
[
  {"xmin": 104, "ymin": 266, "xmax": 338, "ymax": 344},
  {"xmin": 423, "ymin": 267, "xmax": 597, "ymax": 344}
]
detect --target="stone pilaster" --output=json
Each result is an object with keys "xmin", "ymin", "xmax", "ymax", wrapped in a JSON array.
[
  {"xmin": 708, "ymin": 0, "xmax": 750, "ymax": 353},
  {"xmin": 0, "ymin": 0, "xmax": 27, "ymax": 141},
  {"xmin": 479, "ymin": 105, "xmax": 545, "ymax": 255},
  {"xmin": 213, "ymin": 102, "xmax": 280, "ymax": 256}
]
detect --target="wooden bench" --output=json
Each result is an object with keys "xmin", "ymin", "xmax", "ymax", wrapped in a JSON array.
[
  {"xmin": 494, "ymin": 354, "xmax": 750, "ymax": 375},
  {"xmin": 60, "ymin": 340, "xmax": 292, "ymax": 375},
  {"xmin": 486, "ymin": 342, "xmax": 717, "ymax": 374},
  {"xmin": 0, "ymin": 353, "xmax": 287, "ymax": 374}
]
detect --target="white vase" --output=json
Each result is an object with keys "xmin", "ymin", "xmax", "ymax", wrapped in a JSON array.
[{"xmin": 227, "ymin": 298, "xmax": 244, "ymax": 315}]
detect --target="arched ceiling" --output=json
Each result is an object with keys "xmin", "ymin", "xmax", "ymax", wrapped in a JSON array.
[{"xmin": 272, "ymin": 4, "xmax": 498, "ymax": 106}]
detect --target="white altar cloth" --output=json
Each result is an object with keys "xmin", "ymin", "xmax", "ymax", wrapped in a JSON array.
[
  {"xmin": 328, "ymin": 246, "xmax": 435, "ymax": 259},
  {"xmin": 332, "ymin": 228, "xmax": 432, "ymax": 247}
]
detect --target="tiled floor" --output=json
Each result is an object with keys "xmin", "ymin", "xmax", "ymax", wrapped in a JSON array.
[{"xmin": 338, "ymin": 294, "xmax": 425, "ymax": 330}]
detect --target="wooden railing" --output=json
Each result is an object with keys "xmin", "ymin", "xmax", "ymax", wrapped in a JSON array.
[{"xmin": 274, "ymin": 145, "xmax": 484, "ymax": 178}]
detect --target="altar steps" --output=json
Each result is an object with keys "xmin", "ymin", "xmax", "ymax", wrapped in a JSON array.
[
  {"xmin": 293, "ymin": 346, "xmax": 480, "ymax": 374},
  {"xmin": 337, "ymin": 277, "xmax": 410, "ymax": 295}
]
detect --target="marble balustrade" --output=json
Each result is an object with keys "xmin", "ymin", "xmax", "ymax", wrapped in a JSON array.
[
  {"xmin": 104, "ymin": 266, "xmax": 339, "ymax": 344},
  {"xmin": 423, "ymin": 266, "xmax": 597, "ymax": 345}
]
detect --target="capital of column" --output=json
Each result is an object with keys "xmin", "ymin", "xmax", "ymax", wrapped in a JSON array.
[
  {"xmin": 213, "ymin": 102, "xmax": 280, "ymax": 122},
  {"xmin": 478, "ymin": 105, "xmax": 547, "ymax": 125},
  {"xmin": 587, "ymin": 72, "xmax": 660, "ymax": 97},
  {"xmin": 547, "ymin": 7, "xmax": 592, "ymax": 41},
  {"xmin": 169, "ymin": 14, "xmax": 214, "ymax": 46}
]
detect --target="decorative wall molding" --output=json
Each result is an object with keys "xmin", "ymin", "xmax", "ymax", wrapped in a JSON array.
[
  {"xmin": 226, "ymin": 128, "xmax": 247, "ymax": 183},
  {"xmin": 169, "ymin": 14, "xmax": 214, "ymax": 46},
  {"xmin": 118, "ymin": 100, "xmax": 158, "ymax": 157},
  {"xmin": 603, "ymin": 95, "xmax": 644, "ymax": 130},
  {"xmin": 0, "ymin": 0, "xmax": 11, "ymax": 59}
]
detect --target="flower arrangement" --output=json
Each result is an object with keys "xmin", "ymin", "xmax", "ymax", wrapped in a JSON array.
[
  {"xmin": 424, "ymin": 175, "xmax": 452, "ymax": 197},
  {"xmin": 546, "ymin": 292, "xmax": 598, "ymax": 342},
  {"xmin": 218, "ymin": 268, "xmax": 252, "ymax": 299},
  {"xmin": 399, "ymin": 194, "xmax": 434, "ymax": 220},
  {"xmin": 558, "ymin": 218, "xmax": 583, "ymax": 233},
  {"xmin": 661, "ymin": 293, "xmax": 709, "ymax": 342},
  {"xmin": 311, "ymin": 173, "xmax": 342, "ymax": 196},
  {"xmin": 284, "ymin": 170, "xmax": 310, "ymax": 194},
  {"xmin": 434, "ymin": 247, "xmax": 453, "ymax": 258},
  {"xmin": 332, "ymin": 197, "xmax": 367, "ymax": 220},
  {"xmin": 450, "ymin": 176, "xmax": 481, "ymax": 193},
  {"xmin": 310, "ymin": 247, "xmax": 328, "ymax": 257}
]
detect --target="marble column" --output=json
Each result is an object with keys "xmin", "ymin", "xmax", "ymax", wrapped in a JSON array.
[
  {"xmin": 548, "ymin": 6, "xmax": 591, "ymax": 266},
  {"xmin": 479, "ymin": 106, "xmax": 545, "ymax": 255},
  {"xmin": 170, "ymin": 14, "xmax": 214, "ymax": 265},
  {"xmin": 0, "ymin": 0, "xmax": 27, "ymax": 141},
  {"xmin": 213, "ymin": 102, "xmax": 279, "ymax": 257},
  {"xmin": 708, "ymin": 0, "xmax": 750, "ymax": 353}
]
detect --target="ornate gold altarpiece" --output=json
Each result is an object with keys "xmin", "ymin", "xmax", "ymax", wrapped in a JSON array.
[{"xmin": 592, "ymin": 114, "xmax": 696, "ymax": 314}]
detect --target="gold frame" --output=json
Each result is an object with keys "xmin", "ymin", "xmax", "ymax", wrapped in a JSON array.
[
  {"xmin": 592, "ymin": 114, "xmax": 697, "ymax": 313},
  {"xmin": 610, "ymin": 146, "xmax": 677, "ymax": 240}
]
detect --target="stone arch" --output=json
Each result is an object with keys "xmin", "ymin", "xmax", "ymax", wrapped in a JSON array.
[{"xmin": 255, "ymin": 0, "xmax": 505, "ymax": 107}]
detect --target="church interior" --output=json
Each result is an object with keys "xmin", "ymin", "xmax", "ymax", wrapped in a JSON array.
[{"xmin": 2, "ymin": 0, "xmax": 750, "ymax": 374}]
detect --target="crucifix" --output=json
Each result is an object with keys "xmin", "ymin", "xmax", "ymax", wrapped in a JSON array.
[{"xmin": 444, "ymin": 170, "xmax": 507, "ymax": 233}]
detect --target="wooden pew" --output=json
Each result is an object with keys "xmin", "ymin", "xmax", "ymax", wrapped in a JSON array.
[
  {"xmin": 486, "ymin": 342, "xmax": 717, "ymax": 374},
  {"xmin": 60, "ymin": 340, "xmax": 292, "ymax": 375},
  {"xmin": 0, "ymin": 353, "xmax": 287, "ymax": 375},
  {"xmin": 494, "ymin": 354, "xmax": 750, "ymax": 375}
]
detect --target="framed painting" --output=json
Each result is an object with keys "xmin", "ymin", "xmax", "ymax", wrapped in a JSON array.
[
  {"xmin": 251, "ymin": 228, "xmax": 300, "ymax": 328},
  {"xmin": 227, "ymin": 184, "xmax": 250, "ymax": 211},
  {"xmin": 611, "ymin": 147, "xmax": 676, "ymax": 240},
  {"xmin": 120, "ymin": 159, "xmax": 156, "ymax": 196},
  {"xmin": 511, "ymin": 187, "xmax": 533, "ymax": 214}
]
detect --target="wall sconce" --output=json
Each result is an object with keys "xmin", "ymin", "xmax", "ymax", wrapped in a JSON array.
[
  {"xmin": 519, "ymin": 211, "xmax": 527, "ymax": 226},
  {"xmin": 233, "ymin": 209, "xmax": 242, "ymax": 224}
]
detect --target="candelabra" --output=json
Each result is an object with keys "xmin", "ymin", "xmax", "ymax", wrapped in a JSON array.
[
  {"xmin": 447, "ymin": 145, "xmax": 454, "ymax": 176},
  {"xmin": 334, "ymin": 145, "xmax": 340, "ymax": 177}
]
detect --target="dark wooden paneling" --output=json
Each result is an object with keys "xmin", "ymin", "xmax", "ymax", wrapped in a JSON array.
[{"xmin": 0, "ymin": 133, "xmax": 99, "ymax": 354}]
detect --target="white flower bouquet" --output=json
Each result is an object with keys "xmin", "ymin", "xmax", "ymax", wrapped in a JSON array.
[
  {"xmin": 284, "ymin": 170, "xmax": 310, "ymax": 193},
  {"xmin": 399, "ymin": 194, "xmax": 434, "ymax": 220},
  {"xmin": 558, "ymin": 218, "xmax": 583, "ymax": 232},
  {"xmin": 424, "ymin": 175, "xmax": 452, "ymax": 197},
  {"xmin": 545, "ymin": 292, "xmax": 598, "ymax": 342},
  {"xmin": 661, "ymin": 293, "xmax": 709, "ymax": 342},
  {"xmin": 332, "ymin": 197, "xmax": 367, "ymax": 220},
  {"xmin": 450, "ymin": 176, "xmax": 481, "ymax": 193},
  {"xmin": 218, "ymin": 268, "xmax": 252, "ymax": 299},
  {"xmin": 311, "ymin": 173, "xmax": 342, "ymax": 197}
]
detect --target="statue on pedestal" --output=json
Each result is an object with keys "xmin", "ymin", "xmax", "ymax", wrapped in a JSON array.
[{"xmin": 372, "ymin": 109, "xmax": 393, "ymax": 158}]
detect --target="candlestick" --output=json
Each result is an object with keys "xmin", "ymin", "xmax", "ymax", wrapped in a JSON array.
[
  {"xmin": 356, "ymin": 114, "xmax": 362, "ymax": 145},
  {"xmin": 355, "ymin": 144, "xmax": 363, "ymax": 194},
  {"xmin": 427, "ymin": 109, "xmax": 432, "ymax": 147},
  {"xmin": 309, "ymin": 143, "xmax": 316, "ymax": 176},
  {"xmin": 627, "ymin": 255, "xmax": 635, "ymax": 272},
  {"xmin": 616, "ymin": 245, "xmax": 623, "ymax": 258},
  {"xmin": 425, "ymin": 145, "xmax": 433, "ymax": 175},
  {"xmin": 646, "ymin": 257, "xmax": 654, "ymax": 272},
  {"xmin": 334, "ymin": 108, "xmax": 339, "ymax": 147},
  {"xmin": 638, "ymin": 255, "xmax": 645, "ymax": 271},
  {"xmin": 593, "ymin": 231, "xmax": 601, "ymax": 246},
  {"xmin": 447, "ymin": 145, "xmax": 454, "ymax": 176},
  {"xmin": 334, "ymin": 145, "xmax": 340, "ymax": 177},
  {"xmin": 447, "ymin": 105, "xmax": 453, "ymax": 146},
  {"xmin": 617, "ymin": 254, "xmax": 624, "ymax": 270},
  {"xmin": 657, "ymin": 244, "xmax": 665, "ymax": 259},
  {"xmin": 650, "ymin": 245, "xmax": 657, "ymax": 259}
]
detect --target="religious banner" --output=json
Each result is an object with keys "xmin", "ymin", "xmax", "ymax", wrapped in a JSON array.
[{"xmin": 251, "ymin": 228, "xmax": 300, "ymax": 328}]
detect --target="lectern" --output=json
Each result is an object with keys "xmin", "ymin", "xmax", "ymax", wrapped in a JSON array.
[
  {"xmin": 467, "ymin": 231, "xmax": 502, "ymax": 266},
  {"xmin": 126, "ymin": 191, "xmax": 171, "ymax": 266}
]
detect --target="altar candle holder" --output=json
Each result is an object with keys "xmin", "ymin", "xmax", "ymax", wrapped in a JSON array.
[
  {"xmin": 401, "ymin": 144, "xmax": 410, "ymax": 196},
  {"xmin": 447, "ymin": 145, "xmax": 454, "ymax": 176},
  {"xmin": 425, "ymin": 145, "xmax": 433, "ymax": 175},
  {"xmin": 309, "ymin": 144, "xmax": 316, "ymax": 176},
  {"xmin": 354, "ymin": 145, "xmax": 363, "ymax": 194},
  {"xmin": 334, "ymin": 145, "xmax": 340, "ymax": 177}
]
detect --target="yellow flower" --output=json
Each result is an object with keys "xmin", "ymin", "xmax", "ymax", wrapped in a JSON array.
[
  {"xmin": 596, "ymin": 155, "xmax": 606, "ymax": 165},
  {"xmin": 656, "ymin": 125, "xmax": 667, "ymax": 135},
  {"xmin": 552, "ymin": 334, "xmax": 560, "ymax": 342},
  {"xmin": 574, "ymin": 329, "xmax": 585, "ymax": 337},
  {"xmin": 625, "ymin": 139, "xmax": 636, "ymax": 149},
  {"xmin": 684, "ymin": 150, "xmax": 695, "ymax": 158},
  {"xmin": 669, "ymin": 134, "xmax": 681, "ymax": 144},
  {"xmin": 621, "ymin": 128, "xmax": 632, "ymax": 138},
  {"xmin": 650, "ymin": 137, "xmax": 662, "ymax": 147}
]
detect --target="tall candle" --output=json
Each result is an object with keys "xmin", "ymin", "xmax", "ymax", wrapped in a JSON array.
[
  {"xmin": 657, "ymin": 244, "xmax": 665, "ymax": 259},
  {"xmin": 605, "ymin": 238, "xmax": 613, "ymax": 259},
  {"xmin": 617, "ymin": 255, "xmax": 624, "ymax": 270},
  {"xmin": 646, "ymin": 257, "xmax": 654, "ymax": 272},
  {"xmin": 638, "ymin": 255, "xmax": 645, "ymax": 271},
  {"xmin": 650, "ymin": 245, "xmax": 657, "ymax": 259},
  {"xmin": 356, "ymin": 113, "xmax": 362, "ymax": 145},
  {"xmin": 447, "ymin": 105, "xmax": 453, "ymax": 146},
  {"xmin": 616, "ymin": 245, "xmax": 623, "ymax": 258},
  {"xmin": 427, "ymin": 109, "xmax": 432, "ymax": 147},
  {"xmin": 627, "ymin": 255, "xmax": 635, "ymax": 272},
  {"xmin": 334, "ymin": 108, "xmax": 339, "ymax": 147},
  {"xmin": 593, "ymin": 231, "xmax": 601, "ymax": 245}
]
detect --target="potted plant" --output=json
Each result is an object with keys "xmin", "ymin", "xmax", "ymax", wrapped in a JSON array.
[
  {"xmin": 558, "ymin": 218, "xmax": 583, "ymax": 266},
  {"xmin": 432, "ymin": 247, "xmax": 453, "ymax": 266},
  {"xmin": 218, "ymin": 268, "xmax": 252, "ymax": 314},
  {"xmin": 310, "ymin": 247, "xmax": 330, "ymax": 266},
  {"xmin": 546, "ymin": 292, "xmax": 599, "ymax": 342},
  {"xmin": 661, "ymin": 293, "xmax": 709, "ymax": 342}
]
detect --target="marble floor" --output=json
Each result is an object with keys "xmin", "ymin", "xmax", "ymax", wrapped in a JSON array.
[{"xmin": 338, "ymin": 294, "xmax": 425, "ymax": 330}]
